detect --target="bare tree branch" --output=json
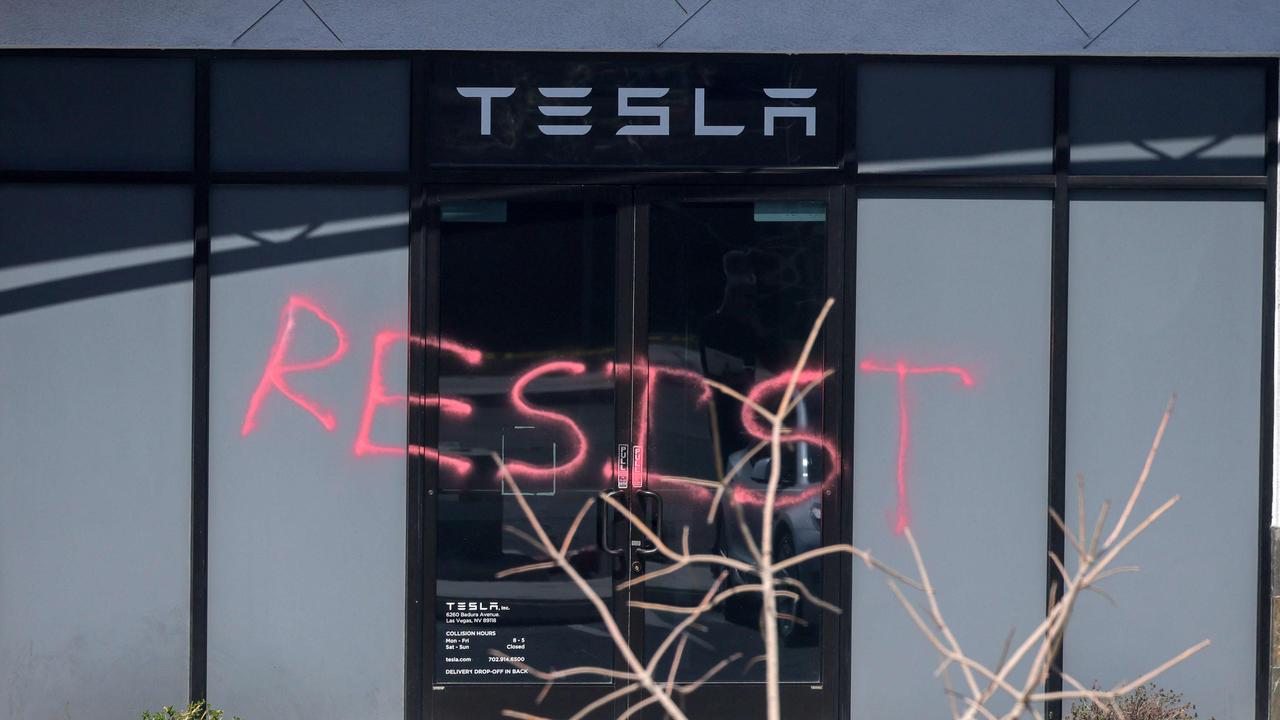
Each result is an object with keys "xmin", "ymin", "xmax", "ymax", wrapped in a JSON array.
[{"xmin": 490, "ymin": 298, "xmax": 1199, "ymax": 720}]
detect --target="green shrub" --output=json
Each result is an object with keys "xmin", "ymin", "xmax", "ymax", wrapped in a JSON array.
[
  {"xmin": 141, "ymin": 700, "xmax": 240, "ymax": 720},
  {"xmin": 1068, "ymin": 684, "xmax": 1207, "ymax": 720}
]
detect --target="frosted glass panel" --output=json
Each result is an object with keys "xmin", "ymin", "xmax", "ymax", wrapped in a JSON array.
[
  {"xmin": 1064, "ymin": 192, "xmax": 1262, "ymax": 720},
  {"xmin": 852, "ymin": 189, "xmax": 1051, "ymax": 718},
  {"xmin": 208, "ymin": 186, "xmax": 409, "ymax": 720},
  {"xmin": 0, "ymin": 185, "xmax": 192, "ymax": 717}
]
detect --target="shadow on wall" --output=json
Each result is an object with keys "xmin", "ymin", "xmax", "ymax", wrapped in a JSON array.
[
  {"xmin": 856, "ymin": 63, "xmax": 1265, "ymax": 175},
  {"xmin": 0, "ymin": 62, "xmax": 1267, "ymax": 316},
  {"xmin": 0, "ymin": 185, "xmax": 408, "ymax": 317}
]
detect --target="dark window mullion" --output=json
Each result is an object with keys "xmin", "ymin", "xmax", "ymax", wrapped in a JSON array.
[
  {"xmin": 1253, "ymin": 57, "xmax": 1278, "ymax": 720},
  {"xmin": 1044, "ymin": 59, "xmax": 1070, "ymax": 720},
  {"xmin": 189, "ymin": 52, "xmax": 212, "ymax": 707},
  {"xmin": 407, "ymin": 53, "xmax": 430, "ymax": 720}
]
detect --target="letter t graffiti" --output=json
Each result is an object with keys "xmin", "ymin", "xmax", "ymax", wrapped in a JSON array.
[{"xmin": 858, "ymin": 359, "xmax": 975, "ymax": 534}]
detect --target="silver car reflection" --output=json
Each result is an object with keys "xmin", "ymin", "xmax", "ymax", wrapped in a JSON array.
[{"xmin": 714, "ymin": 400, "xmax": 823, "ymax": 646}]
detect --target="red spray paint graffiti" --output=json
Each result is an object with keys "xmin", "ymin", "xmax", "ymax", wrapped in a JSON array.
[
  {"xmin": 241, "ymin": 298, "xmax": 979, "ymax": 532},
  {"xmin": 241, "ymin": 296, "xmax": 489, "ymax": 477},
  {"xmin": 356, "ymin": 330, "xmax": 480, "ymax": 476},
  {"xmin": 858, "ymin": 359, "xmax": 975, "ymax": 534},
  {"xmin": 504, "ymin": 360, "xmax": 591, "ymax": 483},
  {"xmin": 606, "ymin": 360, "xmax": 714, "ymax": 493},
  {"xmin": 734, "ymin": 369, "xmax": 839, "ymax": 509},
  {"xmin": 241, "ymin": 295, "xmax": 349, "ymax": 436}
]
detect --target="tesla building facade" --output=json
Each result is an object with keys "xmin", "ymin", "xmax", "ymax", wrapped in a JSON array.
[{"xmin": 0, "ymin": 4, "xmax": 1278, "ymax": 720}]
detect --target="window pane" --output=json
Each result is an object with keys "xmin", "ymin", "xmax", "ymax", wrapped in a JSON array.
[
  {"xmin": 435, "ymin": 196, "xmax": 618, "ymax": 683},
  {"xmin": 857, "ymin": 63, "xmax": 1053, "ymax": 174},
  {"xmin": 0, "ymin": 184, "xmax": 192, "ymax": 717},
  {"xmin": 211, "ymin": 59, "xmax": 409, "ymax": 171},
  {"xmin": 644, "ymin": 198, "xmax": 828, "ymax": 683},
  {"xmin": 0, "ymin": 58, "xmax": 193, "ymax": 170},
  {"xmin": 1064, "ymin": 191, "xmax": 1262, "ymax": 720},
  {"xmin": 852, "ymin": 189, "xmax": 1051, "ymax": 718},
  {"xmin": 1070, "ymin": 65, "xmax": 1265, "ymax": 175},
  {"xmin": 208, "ymin": 186, "xmax": 409, "ymax": 719}
]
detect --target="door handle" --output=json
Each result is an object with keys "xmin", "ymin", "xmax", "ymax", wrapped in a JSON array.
[
  {"xmin": 597, "ymin": 489, "xmax": 626, "ymax": 556},
  {"xmin": 634, "ymin": 489, "xmax": 663, "ymax": 556}
]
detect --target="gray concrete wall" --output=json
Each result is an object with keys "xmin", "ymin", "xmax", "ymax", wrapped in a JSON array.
[{"xmin": 0, "ymin": 0, "xmax": 1277, "ymax": 55}]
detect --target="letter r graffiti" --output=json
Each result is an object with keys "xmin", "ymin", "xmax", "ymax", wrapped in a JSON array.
[{"xmin": 241, "ymin": 295, "xmax": 349, "ymax": 436}]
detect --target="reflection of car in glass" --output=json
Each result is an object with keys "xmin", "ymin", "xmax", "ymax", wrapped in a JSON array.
[{"xmin": 713, "ymin": 400, "xmax": 823, "ymax": 646}]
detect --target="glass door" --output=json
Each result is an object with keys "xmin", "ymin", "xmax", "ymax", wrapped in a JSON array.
[
  {"xmin": 421, "ymin": 185, "xmax": 842, "ymax": 720},
  {"xmin": 632, "ymin": 187, "xmax": 842, "ymax": 719},
  {"xmin": 424, "ymin": 186, "xmax": 637, "ymax": 719}
]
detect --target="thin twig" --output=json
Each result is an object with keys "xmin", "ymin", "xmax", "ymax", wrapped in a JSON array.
[{"xmin": 1104, "ymin": 394, "xmax": 1175, "ymax": 548}]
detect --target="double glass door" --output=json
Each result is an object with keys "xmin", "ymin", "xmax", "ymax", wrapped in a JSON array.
[{"xmin": 424, "ymin": 185, "xmax": 841, "ymax": 720}]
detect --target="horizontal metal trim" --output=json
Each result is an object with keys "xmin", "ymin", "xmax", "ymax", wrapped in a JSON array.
[
  {"xmin": 0, "ymin": 49, "xmax": 1273, "ymax": 65},
  {"xmin": 1067, "ymin": 174, "xmax": 1268, "ymax": 189},
  {"xmin": 0, "ymin": 170, "xmax": 194, "ymax": 183}
]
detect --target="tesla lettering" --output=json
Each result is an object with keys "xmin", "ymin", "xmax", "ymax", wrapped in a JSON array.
[
  {"xmin": 617, "ymin": 87, "xmax": 670, "ymax": 136},
  {"xmin": 455, "ymin": 87, "xmax": 515, "ymax": 136},
  {"xmin": 536, "ymin": 87, "xmax": 592, "ymax": 136},
  {"xmin": 455, "ymin": 86, "xmax": 818, "ymax": 136}
]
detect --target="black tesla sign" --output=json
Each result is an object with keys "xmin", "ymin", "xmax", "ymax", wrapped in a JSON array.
[{"xmin": 426, "ymin": 54, "xmax": 841, "ymax": 168}]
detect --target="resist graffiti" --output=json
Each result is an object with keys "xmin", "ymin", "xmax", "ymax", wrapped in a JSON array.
[{"xmin": 241, "ymin": 295, "xmax": 975, "ymax": 531}]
